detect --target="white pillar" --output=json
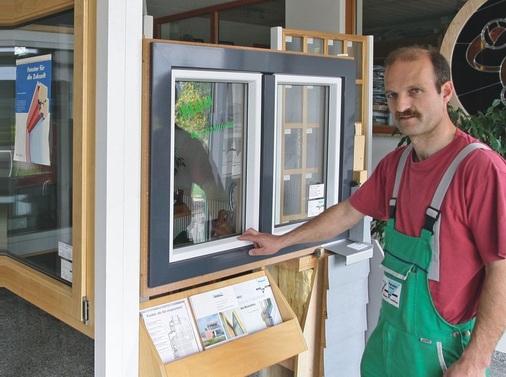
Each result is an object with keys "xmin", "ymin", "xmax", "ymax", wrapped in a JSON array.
[
  {"xmin": 285, "ymin": 0, "xmax": 346, "ymax": 34},
  {"xmin": 94, "ymin": 0, "xmax": 143, "ymax": 376}
]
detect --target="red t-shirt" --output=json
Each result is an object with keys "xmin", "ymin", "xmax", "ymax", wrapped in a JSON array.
[{"xmin": 350, "ymin": 129, "xmax": 506, "ymax": 324}]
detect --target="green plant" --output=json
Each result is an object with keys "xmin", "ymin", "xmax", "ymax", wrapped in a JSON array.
[
  {"xmin": 371, "ymin": 99, "xmax": 506, "ymax": 245},
  {"xmin": 449, "ymin": 99, "xmax": 506, "ymax": 157}
]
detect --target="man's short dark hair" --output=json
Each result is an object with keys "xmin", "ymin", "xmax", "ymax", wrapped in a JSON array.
[{"xmin": 384, "ymin": 46, "xmax": 451, "ymax": 93}]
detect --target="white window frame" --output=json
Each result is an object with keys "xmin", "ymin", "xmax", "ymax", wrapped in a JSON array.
[
  {"xmin": 169, "ymin": 69, "xmax": 261, "ymax": 262},
  {"xmin": 272, "ymin": 74, "xmax": 342, "ymax": 235}
]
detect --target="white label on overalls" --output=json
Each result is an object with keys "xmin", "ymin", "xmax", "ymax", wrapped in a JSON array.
[{"xmin": 382, "ymin": 275, "xmax": 402, "ymax": 308}]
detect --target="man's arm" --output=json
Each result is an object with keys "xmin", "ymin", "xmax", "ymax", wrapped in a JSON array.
[
  {"xmin": 238, "ymin": 199, "xmax": 365, "ymax": 256},
  {"xmin": 445, "ymin": 258, "xmax": 506, "ymax": 377}
]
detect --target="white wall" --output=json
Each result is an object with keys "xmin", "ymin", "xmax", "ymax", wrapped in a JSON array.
[
  {"xmin": 286, "ymin": 0, "xmax": 345, "ymax": 33},
  {"xmin": 371, "ymin": 134, "xmax": 399, "ymax": 169}
]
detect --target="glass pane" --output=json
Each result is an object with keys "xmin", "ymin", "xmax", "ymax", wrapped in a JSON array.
[
  {"xmin": 306, "ymin": 128, "xmax": 323, "ymax": 169},
  {"xmin": 347, "ymin": 41, "xmax": 363, "ymax": 78},
  {"xmin": 160, "ymin": 16, "xmax": 211, "ymax": 43},
  {"xmin": 276, "ymin": 84, "xmax": 326, "ymax": 227},
  {"xmin": 218, "ymin": 7, "xmax": 272, "ymax": 48},
  {"xmin": 307, "ymin": 38, "xmax": 324, "ymax": 54},
  {"xmin": 355, "ymin": 84, "xmax": 363, "ymax": 122},
  {"xmin": 285, "ymin": 36, "xmax": 303, "ymax": 52},
  {"xmin": 328, "ymin": 39, "xmax": 344, "ymax": 56},
  {"xmin": 284, "ymin": 85, "xmax": 303, "ymax": 123},
  {"xmin": 173, "ymin": 80, "xmax": 244, "ymax": 247},
  {"xmin": 283, "ymin": 174, "xmax": 302, "ymax": 216},
  {"xmin": 1, "ymin": 11, "xmax": 74, "ymax": 284},
  {"xmin": 284, "ymin": 128, "xmax": 302, "ymax": 169},
  {"xmin": 307, "ymin": 85, "xmax": 324, "ymax": 123}
]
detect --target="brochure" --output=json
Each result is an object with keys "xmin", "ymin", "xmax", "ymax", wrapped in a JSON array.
[
  {"xmin": 189, "ymin": 276, "xmax": 282, "ymax": 349},
  {"xmin": 140, "ymin": 298, "xmax": 202, "ymax": 364}
]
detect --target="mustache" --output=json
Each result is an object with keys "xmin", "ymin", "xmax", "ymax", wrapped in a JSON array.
[{"xmin": 396, "ymin": 110, "xmax": 421, "ymax": 119}]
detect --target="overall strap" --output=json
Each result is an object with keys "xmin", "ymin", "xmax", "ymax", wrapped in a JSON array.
[
  {"xmin": 389, "ymin": 145, "xmax": 413, "ymax": 219},
  {"xmin": 425, "ymin": 143, "xmax": 490, "ymax": 281},
  {"xmin": 388, "ymin": 143, "xmax": 489, "ymax": 281}
]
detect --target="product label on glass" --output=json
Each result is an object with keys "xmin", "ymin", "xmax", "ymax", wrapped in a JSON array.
[
  {"xmin": 308, "ymin": 183, "xmax": 325, "ymax": 200},
  {"xmin": 308, "ymin": 198, "xmax": 325, "ymax": 217}
]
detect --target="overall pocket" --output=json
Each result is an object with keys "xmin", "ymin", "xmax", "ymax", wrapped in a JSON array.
[
  {"xmin": 384, "ymin": 322, "xmax": 449, "ymax": 377},
  {"xmin": 380, "ymin": 249, "xmax": 416, "ymax": 281}
]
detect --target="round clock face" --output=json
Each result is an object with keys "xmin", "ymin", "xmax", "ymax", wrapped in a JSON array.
[{"xmin": 449, "ymin": 0, "xmax": 505, "ymax": 114}]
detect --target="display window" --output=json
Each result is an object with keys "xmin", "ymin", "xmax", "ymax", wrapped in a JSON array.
[
  {"xmin": 1, "ymin": 1, "xmax": 95, "ymax": 336},
  {"xmin": 0, "ymin": 10, "xmax": 75, "ymax": 284}
]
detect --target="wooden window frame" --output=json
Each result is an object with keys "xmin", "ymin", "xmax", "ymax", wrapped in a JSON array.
[
  {"xmin": 272, "ymin": 27, "xmax": 373, "ymax": 181},
  {"xmin": 0, "ymin": 0, "xmax": 96, "ymax": 337}
]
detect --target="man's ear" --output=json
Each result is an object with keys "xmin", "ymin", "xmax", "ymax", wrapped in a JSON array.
[{"xmin": 441, "ymin": 81, "xmax": 454, "ymax": 104}]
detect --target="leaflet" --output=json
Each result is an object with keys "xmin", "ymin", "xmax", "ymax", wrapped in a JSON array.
[
  {"xmin": 140, "ymin": 298, "xmax": 202, "ymax": 364},
  {"xmin": 189, "ymin": 276, "xmax": 282, "ymax": 349}
]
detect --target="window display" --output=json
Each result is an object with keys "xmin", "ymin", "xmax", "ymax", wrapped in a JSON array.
[{"xmin": 144, "ymin": 41, "xmax": 356, "ymax": 291}]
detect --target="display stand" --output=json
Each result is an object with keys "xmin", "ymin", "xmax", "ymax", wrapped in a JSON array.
[
  {"xmin": 273, "ymin": 252, "xmax": 326, "ymax": 376},
  {"xmin": 139, "ymin": 270, "xmax": 307, "ymax": 377}
]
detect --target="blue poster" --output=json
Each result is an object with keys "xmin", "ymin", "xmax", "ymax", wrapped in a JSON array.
[{"xmin": 14, "ymin": 54, "xmax": 52, "ymax": 166}]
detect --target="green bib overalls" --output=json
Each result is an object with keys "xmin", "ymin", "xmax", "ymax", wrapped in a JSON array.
[{"xmin": 360, "ymin": 143, "xmax": 489, "ymax": 377}]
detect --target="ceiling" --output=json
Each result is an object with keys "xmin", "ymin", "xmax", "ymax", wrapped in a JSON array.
[{"xmin": 145, "ymin": 0, "xmax": 468, "ymax": 40}]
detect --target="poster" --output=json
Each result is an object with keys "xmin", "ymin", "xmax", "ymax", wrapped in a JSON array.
[{"xmin": 14, "ymin": 54, "xmax": 52, "ymax": 166}]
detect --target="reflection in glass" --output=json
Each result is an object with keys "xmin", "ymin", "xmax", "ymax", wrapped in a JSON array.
[
  {"xmin": 0, "ymin": 11, "xmax": 74, "ymax": 284},
  {"xmin": 172, "ymin": 80, "xmax": 245, "ymax": 248}
]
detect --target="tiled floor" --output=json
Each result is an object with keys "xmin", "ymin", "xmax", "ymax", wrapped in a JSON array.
[
  {"xmin": 1, "ymin": 288, "xmax": 94, "ymax": 377},
  {"xmin": 1, "ymin": 288, "xmax": 505, "ymax": 376}
]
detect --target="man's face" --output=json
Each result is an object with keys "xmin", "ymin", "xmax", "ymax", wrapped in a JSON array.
[{"xmin": 384, "ymin": 57, "xmax": 451, "ymax": 139}]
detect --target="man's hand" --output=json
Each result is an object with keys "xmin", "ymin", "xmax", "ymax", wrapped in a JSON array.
[
  {"xmin": 238, "ymin": 228, "xmax": 284, "ymax": 256},
  {"xmin": 445, "ymin": 259, "xmax": 506, "ymax": 377},
  {"xmin": 444, "ymin": 358, "xmax": 487, "ymax": 377}
]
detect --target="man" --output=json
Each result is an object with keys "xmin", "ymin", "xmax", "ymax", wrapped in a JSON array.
[{"xmin": 239, "ymin": 46, "xmax": 506, "ymax": 376}]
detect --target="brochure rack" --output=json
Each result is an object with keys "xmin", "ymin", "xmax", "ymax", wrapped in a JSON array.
[{"xmin": 139, "ymin": 270, "xmax": 307, "ymax": 377}]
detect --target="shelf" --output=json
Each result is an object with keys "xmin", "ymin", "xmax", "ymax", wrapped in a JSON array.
[
  {"xmin": 323, "ymin": 239, "xmax": 373, "ymax": 265},
  {"xmin": 373, "ymin": 125, "xmax": 399, "ymax": 135}
]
